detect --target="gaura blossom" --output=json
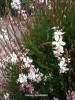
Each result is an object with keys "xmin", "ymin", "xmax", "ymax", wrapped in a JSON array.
[
  {"xmin": 52, "ymin": 27, "xmax": 70, "ymax": 73},
  {"xmin": 10, "ymin": 52, "xmax": 18, "ymax": 63},
  {"xmin": 23, "ymin": 56, "xmax": 33, "ymax": 64},
  {"xmin": 52, "ymin": 29, "xmax": 66, "ymax": 58},
  {"xmin": 54, "ymin": 30, "xmax": 65, "ymax": 35},
  {"xmin": 58, "ymin": 57, "xmax": 69, "ymax": 73},
  {"xmin": 11, "ymin": 0, "xmax": 28, "ymax": 21},
  {"xmin": 67, "ymin": 90, "xmax": 75, "ymax": 100},
  {"xmin": 11, "ymin": 0, "xmax": 21, "ymax": 10},
  {"xmin": 2, "ymin": 29, "xmax": 7, "ymax": 33},
  {"xmin": 38, "ymin": 0, "xmax": 45, "ymax": 3},
  {"xmin": 1, "ymin": 29, "xmax": 9, "ymax": 40},
  {"xmin": 17, "ymin": 73, "xmax": 34, "ymax": 93},
  {"xmin": 58, "ymin": 57, "xmax": 67, "ymax": 66},
  {"xmin": 18, "ymin": 10, "xmax": 28, "ymax": 20},
  {"xmin": 20, "ymin": 55, "xmax": 33, "ymax": 68},
  {"xmin": 17, "ymin": 73, "xmax": 27, "ymax": 84},
  {"xmin": 16, "ymin": 50, "xmax": 43, "ymax": 93},
  {"xmin": 28, "ymin": 66, "xmax": 43, "ymax": 82},
  {"xmin": 0, "ymin": 34, "xmax": 3, "ymax": 39},
  {"xmin": 59, "ymin": 66, "xmax": 69, "ymax": 74},
  {"xmin": 4, "ymin": 93, "xmax": 9, "ymax": 100}
]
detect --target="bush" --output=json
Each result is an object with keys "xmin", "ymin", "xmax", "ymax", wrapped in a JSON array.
[{"xmin": 0, "ymin": 0, "xmax": 75, "ymax": 100}]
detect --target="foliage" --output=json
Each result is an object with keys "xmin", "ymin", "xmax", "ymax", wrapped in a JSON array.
[{"xmin": 23, "ymin": 0, "xmax": 75, "ymax": 100}]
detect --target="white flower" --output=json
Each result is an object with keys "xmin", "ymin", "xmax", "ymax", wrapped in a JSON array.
[
  {"xmin": 20, "ymin": 53, "xmax": 26, "ymax": 60},
  {"xmin": 52, "ymin": 27, "xmax": 70, "ymax": 73},
  {"xmin": 20, "ymin": 56, "xmax": 33, "ymax": 68},
  {"xmin": 28, "ymin": 67, "xmax": 43, "ymax": 82},
  {"xmin": 58, "ymin": 57, "xmax": 69, "ymax": 73},
  {"xmin": 17, "ymin": 73, "xmax": 27, "ymax": 84},
  {"xmin": 1, "ymin": 28, "xmax": 9, "ymax": 40},
  {"xmin": 30, "ymin": 4, "xmax": 34, "ymax": 10},
  {"xmin": 52, "ymin": 38, "xmax": 66, "ymax": 47},
  {"xmin": 53, "ymin": 34, "xmax": 59, "ymax": 41},
  {"xmin": 54, "ymin": 30, "xmax": 65, "ymax": 35},
  {"xmin": 0, "ymin": 17, "xmax": 2, "ymax": 20},
  {"xmin": 28, "ymin": 73, "xmax": 35, "ymax": 81},
  {"xmin": 59, "ymin": 66, "xmax": 69, "ymax": 73},
  {"xmin": 10, "ymin": 52, "xmax": 18, "ymax": 63},
  {"xmin": 38, "ymin": 0, "xmax": 48, "ymax": 5},
  {"xmin": 52, "ymin": 28, "xmax": 66, "ymax": 57},
  {"xmin": 4, "ymin": 93, "xmax": 9, "ymax": 100},
  {"xmin": 4, "ymin": 33, "xmax": 9, "ymax": 40},
  {"xmin": 28, "ymin": 68, "xmax": 36, "ymax": 80},
  {"xmin": 59, "ymin": 37, "xmax": 66, "ymax": 46},
  {"xmin": 53, "ymin": 97, "xmax": 58, "ymax": 100},
  {"xmin": 53, "ymin": 43, "xmax": 64, "ymax": 57},
  {"xmin": 23, "ymin": 56, "xmax": 33, "ymax": 68},
  {"xmin": 18, "ymin": 10, "xmax": 27, "ymax": 20},
  {"xmin": 51, "ymin": 26, "xmax": 59, "ymax": 30},
  {"xmin": 25, "ymin": 62, "xmax": 30, "ymax": 68},
  {"xmin": 58, "ymin": 57, "xmax": 66, "ymax": 67},
  {"xmin": 24, "ymin": 56, "xmax": 32, "ymax": 63},
  {"xmin": 35, "ymin": 75, "xmax": 42, "ymax": 82},
  {"xmin": 38, "ymin": 0, "xmax": 45, "ymax": 3},
  {"xmin": 2, "ymin": 29, "xmax": 7, "ymax": 33},
  {"xmin": 68, "ymin": 58, "xmax": 71, "ymax": 63},
  {"xmin": 11, "ymin": 0, "xmax": 21, "ymax": 10},
  {"xmin": 0, "ymin": 34, "xmax": 3, "ymax": 39}
]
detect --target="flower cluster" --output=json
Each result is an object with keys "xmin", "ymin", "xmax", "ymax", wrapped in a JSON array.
[
  {"xmin": 52, "ymin": 27, "xmax": 70, "ymax": 73},
  {"xmin": 18, "ymin": 10, "xmax": 28, "ymax": 20},
  {"xmin": 11, "ymin": 0, "xmax": 28, "ymax": 21},
  {"xmin": 20, "ymin": 53, "xmax": 43, "ymax": 81},
  {"xmin": 10, "ymin": 52, "xmax": 18, "ymax": 63},
  {"xmin": 58, "ymin": 57, "xmax": 70, "ymax": 73},
  {"xmin": 8, "ymin": 51, "xmax": 43, "ymax": 93},
  {"xmin": 67, "ymin": 90, "xmax": 75, "ymax": 100},
  {"xmin": 11, "ymin": 0, "xmax": 21, "ymax": 10},
  {"xmin": 52, "ymin": 28, "xmax": 66, "ymax": 58},
  {"xmin": 17, "ymin": 52, "xmax": 43, "ymax": 91},
  {"xmin": 17, "ymin": 73, "xmax": 34, "ymax": 93},
  {"xmin": 1, "ymin": 48, "xmax": 43, "ymax": 93}
]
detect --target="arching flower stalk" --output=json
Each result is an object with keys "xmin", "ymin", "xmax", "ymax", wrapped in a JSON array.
[{"xmin": 52, "ymin": 27, "xmax": 70, "ymax": 73}]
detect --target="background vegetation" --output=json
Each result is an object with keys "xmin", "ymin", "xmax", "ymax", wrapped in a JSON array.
[{"xmin": 0, "ymin": 0, "xmax": 75, "ymax": 100}]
